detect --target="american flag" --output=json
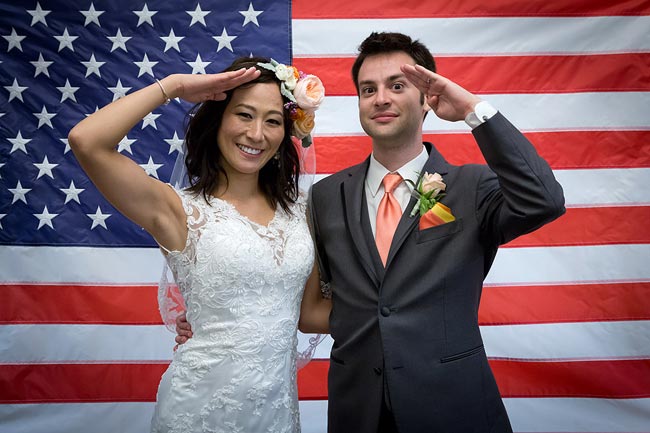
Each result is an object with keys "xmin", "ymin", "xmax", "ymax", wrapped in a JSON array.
[{"xmin": 1, "ymin": 1, "xmax": 649, "ymax": 432}]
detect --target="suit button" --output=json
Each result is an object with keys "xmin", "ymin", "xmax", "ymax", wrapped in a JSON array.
[
  {"xmin": 380, "ymin": 306, "xmax": 391, "ymax": 317},
  {"xmin": 373, "ymin": 367, "xmax": 382, "ymax": 375}
]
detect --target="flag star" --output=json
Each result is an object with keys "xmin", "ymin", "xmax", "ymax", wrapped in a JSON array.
[
  {"xmin": 80, "ymin": 3, "xmax": 104, "ymax": 27},
  {"xmin": 213, "ymin": 28, "xmax": 236, "ymax": 52},
  {"xmin": 30, "ymin": 52, "xmax": 53, "ymax": 77},
  {"xmin": 165, "ymin": 131, "xmax": 184, "ymax": 154},
  {"xmin": 0, "ymin": 214, "xmax": 6, "ymax": 230},
  {"xmin": 187, "ymin": 53, "xmax": 210, "ymax": 74},
  {"xmin": 239, "ymin": 3, "xmax": 263, "ymax": 27},
  {"xmin": 107, "ymin": 28, "xmax": 131, "ymax": 52},
  {"xmin": 81, "ymin": 53, "xmax": 105, "ymax": 77},
  {"xmin": 2, "ymin": 28, "xmax": 26, "ymax": 52},
  {"xmin": 4, "ymin": 78, "xmax": 28, "ymax": 102},
  {"xmin": 57, "ymin": 79, "xmax": 80, "ymax": 103},
  {"xmin": 60, "ymin": 138, "xmax": 71, "ymax": 153},
  {"xmin": 33, "ymin": 106, "xmax": 57, "ymax": 129},
  {"xmin": 160, "ymin": 28, "xmax": 184, "ymax": 52},
  {"xmin": 140, "ymin": 156, "xmax": 163, "ymax": 178},
  {"xmin": 60, "ymin": 180, "xmax": 85, "ymax": 204},
  {"xmin": 142, "ymin": 112, "xmax": 161, "ymax": 129},
  {"xmin": 54, "ymin": 27, "xmax": 78, "ymax": 52},
  {"xmin": 186, "ymin": 4, "xmax": 210, "ymax": 27},
  {"xmin": 87, "ymin": 206, "xmax": 111, "ymax": 230},
  {"xmin": 0, "ymin": 162, "xmax": 4, "ymax": 178},
  {"xmin": 9, "ymin": 180, "xmax": 31, "ymax": 204},
  {"xmin": 34, "ymin": 155, "xmax": 58, "ymax": 179},
  {"xmin": 133, "ymin": 4, "xmax": 158, "ymax": 27},
  {"xmin": 8, "ymin": 131, "xmax": 31, "ymax": 154},
  {"xmin": 34, "ymin": 206, "xmax": 58, "ymax": 230},
  {"xmin": 134, "ymin": 53, "xmax": 158, "ymax": 77},
  {"xmin": 27, "ymin": 2, "xmax": 51, "ymax": 27},
  {"xmin": 117, "ymin": 136, "xmax": 136, "ymax": 154},
  {"xmin": 108, "ymin": 79, "xmax": 132, "ymax": 101}
]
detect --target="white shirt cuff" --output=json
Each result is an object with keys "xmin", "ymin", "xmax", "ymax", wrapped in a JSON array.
[{"xmin": 464, "ymin": 101, "xmax": 498, "ymax": 129}]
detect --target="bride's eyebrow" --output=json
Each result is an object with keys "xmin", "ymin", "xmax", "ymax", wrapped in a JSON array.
[{"xmin": 233, "ymin": 103, "xmax": 283, "ymax": 117}]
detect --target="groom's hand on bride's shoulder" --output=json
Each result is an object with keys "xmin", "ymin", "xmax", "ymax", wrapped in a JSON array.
[{"xmin": 175, "ymin": 311, "xmax": 193, "ymax": 345}]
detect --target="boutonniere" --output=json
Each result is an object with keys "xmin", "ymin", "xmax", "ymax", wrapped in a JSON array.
[{"xmin": 406, "ymin": 172, "xmax": 456, "ymax": 230}]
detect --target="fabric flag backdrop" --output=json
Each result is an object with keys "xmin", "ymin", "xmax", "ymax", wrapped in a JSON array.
[{"xmin": 1, "ymin": 0, "xmax": 649, "ymax": 432}]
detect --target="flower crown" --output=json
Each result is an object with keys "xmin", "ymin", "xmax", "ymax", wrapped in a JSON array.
[{"xmin": 257, "ymin": 59, "xmax": 325, "ymax": 148}]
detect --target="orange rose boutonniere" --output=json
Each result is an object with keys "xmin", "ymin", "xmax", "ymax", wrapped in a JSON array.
[{"xmin": 406, "ymin": 172, "xmax": 456, "ymax": 230}]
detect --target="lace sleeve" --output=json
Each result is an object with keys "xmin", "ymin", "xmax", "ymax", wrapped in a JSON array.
[{"xmin": 158, "ymin": 261, "xmax": 187, "ymax": 332}]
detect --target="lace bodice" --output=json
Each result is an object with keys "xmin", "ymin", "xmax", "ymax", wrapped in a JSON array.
[{"xmin": 152, "ymin": 190, "xmax": 314, "ymax": 433}]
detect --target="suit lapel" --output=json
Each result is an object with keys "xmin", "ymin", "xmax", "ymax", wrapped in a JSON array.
[
  {"xmin": 341, "ymin": 158, "xmax": 381, "ymax": 286},
  {"xmin": 385, "ymin": 144, "xmax": 451, "ymax": 268}
]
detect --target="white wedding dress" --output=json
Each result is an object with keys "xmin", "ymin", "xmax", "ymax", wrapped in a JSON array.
[{"xmin": 151, "ymin": 189, "xmax": 314, "ymax": 433}]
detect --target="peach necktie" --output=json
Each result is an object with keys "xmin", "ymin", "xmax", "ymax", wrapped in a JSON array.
[{"xmin": 375, "ymin": 173, "xmax": 403, "ymax": 266}]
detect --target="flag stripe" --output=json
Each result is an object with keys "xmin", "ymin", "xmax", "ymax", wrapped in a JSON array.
[
  {"xmin": 313, "ymin": 130, "xmax": 650, "ymax": 173},
  {"xmin": 1, "ymin": 399, "xmax": 648, "ymax": 433},
  {"xmin": 491, "ymin": 359, "xmax": 650, "ymax": 398},
  {"xmin": 481, "ymin": 321, "xmax": 650, "ymax": 360},
  {"xmin": 2, "ymin": 359, "xmax": 648, "ymax": 403},
  {"xmin": 479, "ymin": 282, "xmax": 650, "ymax": 324},
  {"xmin": 0, "ymin": 284, "xmax": 161, "ymax": 325},
  {"xmin": 295, "ymin": 54, "xmax": 650, "ymax": 96},
  {"xmin": 315, "ymin": 93, "xmax": 650, "ymax": 136},
  {"xmin": 505, "ymin": 206, "xmax": 650, "ymax": 247},
  {"xmin": 4, "ymin": 280, "xmax": 649, "ymax": 326},
  {"xmin": 293, "ymin": 0, "xmax": 650, "ymax": 18},
  {"xmin": 4, "ymin": 321, "xmax": 649, "ymax": 362},
  {"xmin": 293, "ymin": 17, "xmax": 650, "ymax": 57},
  {"xmin": 3, "ymin": 244, "xmax": 649, "ymax": 285}
]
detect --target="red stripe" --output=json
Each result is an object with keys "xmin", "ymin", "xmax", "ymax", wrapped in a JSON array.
[
  {"xmin": 492, "ymin": 359, "xmax": 650, "ymax": 398},
  {"xmin": 293, "ymin": 0, "xmax": 650, "ymax": 18},
  {"xmin": 4, "ymin": 280, "xmax": 646, "ymax": 327},
  {"xmin": 479, "ymin": 281, "xmax": 650, "ymax": 325},
  {"xmin": 0, "ymin": 284, "xmax": 162, "ymax": 325},
  {"xmin": 312, "ymin": 130, "xmax": 650, "ymax": 173},
  {"xmin": 2, "ymin": 359, "xmax": 647, "ymax": 403},
  {"xmin": 295, "ymin": 54, "xmax": 650, "ymax": 96},
  {"xmin": 505, "ymin": 206, "xmax": 650, "ymax": 248}
]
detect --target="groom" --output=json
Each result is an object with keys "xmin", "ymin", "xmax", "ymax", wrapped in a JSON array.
[
  {"xmin": 308, "ymin": 32, "xmax": 564, "ymax": 433},
  {"xmin": 177, "ymin": 32, "xmax": 565, "ymax": 432}
]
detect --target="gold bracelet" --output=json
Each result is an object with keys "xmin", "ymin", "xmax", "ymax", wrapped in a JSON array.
[{"xmin": 155, "ymin": 78, "xmax": 171, "ymax": 105}]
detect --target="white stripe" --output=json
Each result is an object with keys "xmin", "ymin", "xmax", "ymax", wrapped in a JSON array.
[
  {"xmin": 315, "ymin": 168, "xmax": 650, "ymax": 207},
  {"xmin": 293, "ymin": 16, "xmax": 650, "ymax": 56},
  {"xmin": 2, "ymin": 242, "xmax": 649, "ymax": 285},
  {"xmin": 487, "ymin": 244, "xmax": 650, "ymax": 285},
  {"xmin": 504, "ymin": 397, "xmax": 650, "ymax": 432},
  {"xmin": 0, "ymin": 399, "xmax": 646, "ymax": 433},
  {"xmin": 555, "ymin": 168, "xmax": 650, "ymax": 207},
  {"xmin": 313, "ymin": 93, "xmax": 650, "ymax": 135},
  {"xmin": 0, "ymin": 324, "xmax": 174, "ymax": 362},
  {"xmin": 4, "ymin": 321, "xmax": 648, "ymax": 363},
  {"xmin": 0, "ymin": 403, "xmax": 156, "ymax": 433},
  {"xmin": 481, "ymin": 321, "xmax": 650, "ymax": 360},
  {"xmin": 0, "ymin": 402, "xmax": 327, "ymax": 433}
]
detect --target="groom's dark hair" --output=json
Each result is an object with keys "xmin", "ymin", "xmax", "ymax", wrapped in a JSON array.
[{"xmin": 351, "ymin": 32, "xmax": 437, "ymax": 96}]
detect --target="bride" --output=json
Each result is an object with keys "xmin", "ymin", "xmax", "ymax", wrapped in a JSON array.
[{"xmin": 69, "ymin": 56, "xmax": 331, "ymax": 432}]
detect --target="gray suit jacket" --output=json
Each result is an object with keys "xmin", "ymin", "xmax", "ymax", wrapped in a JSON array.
[{"xmin": 310, "ymin": 113, "xmax": 565, "ymax": 433}]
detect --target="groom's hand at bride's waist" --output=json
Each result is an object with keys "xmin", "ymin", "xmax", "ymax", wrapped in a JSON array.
[{"xmin": 175, "ymin": 311, "xmax": 193, "ymax": 345}]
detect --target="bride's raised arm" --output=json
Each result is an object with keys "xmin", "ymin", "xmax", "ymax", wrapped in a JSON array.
[{"xmin": 68, "ymin": 69, "xmax": 259, "ymax": 251}]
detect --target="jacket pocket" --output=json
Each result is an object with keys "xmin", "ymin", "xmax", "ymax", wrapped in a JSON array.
[
  {"xmin": 416, "ymin": 218, "xmax": 463, "ymax": 244},
  {"xmin": 440, "ymin": 344, "xmax": 484, "ymax": 363}
]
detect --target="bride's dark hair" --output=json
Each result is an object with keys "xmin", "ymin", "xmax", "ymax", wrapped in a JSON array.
[{"xmin": 183, "ymin": 56, "xmax": 300, "ymax": 213}]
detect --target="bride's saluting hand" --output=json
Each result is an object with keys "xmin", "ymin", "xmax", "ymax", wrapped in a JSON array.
[{"xmin": 166, "ymin": 67, "xmax": 261, "ymax": 104}]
